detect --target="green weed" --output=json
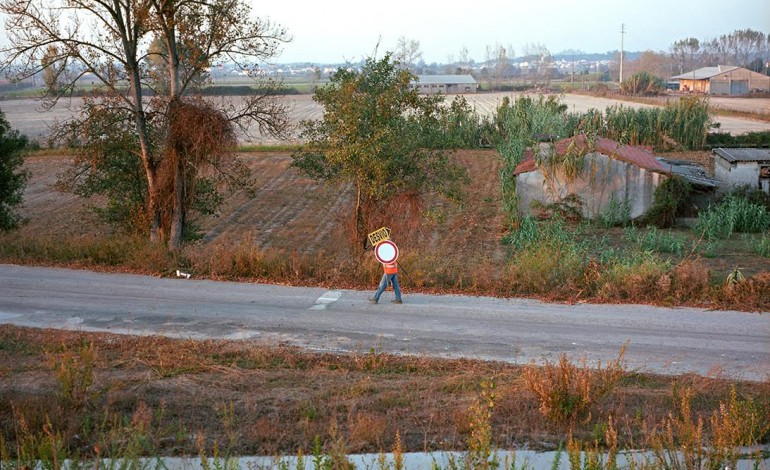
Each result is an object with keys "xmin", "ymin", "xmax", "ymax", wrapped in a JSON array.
[{"xmin": 695, "ymin": 194, "xmax": 770, "ymax": 240}]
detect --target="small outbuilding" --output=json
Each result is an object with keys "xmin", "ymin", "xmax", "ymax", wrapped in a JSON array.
[
  {"xmin": 671, "ymin": 65, "xmax": 770, "ymax": 95},
  {"xmin": 513, "ymin": 135, "xmax": 668, "ymax": 220},
  {"xmin": 713, "ymin": 147, "xmax": 770, "ymax": 194},
  {"xmin": 411, "ymin": 75, "xmax": 478, "ymax": 94}
]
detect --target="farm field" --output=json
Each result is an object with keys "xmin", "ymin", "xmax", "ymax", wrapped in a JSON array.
[
  {"xmin": 3, "ymin": 92, "xmax": 770, "ymax": 145},
  {"xmin": 16, "ymin": 149, "xmax": 509, "ymax": 264}
]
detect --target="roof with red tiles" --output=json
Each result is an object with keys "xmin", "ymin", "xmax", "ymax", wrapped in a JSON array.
[{"xmin": 513, "ymin": 135, "xmax": 668, "ymax": 175}]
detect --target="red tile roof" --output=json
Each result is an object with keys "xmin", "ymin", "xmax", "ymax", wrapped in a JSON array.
[{"xmin": 513, "ymin": 135, "xmax": 667, "ymax": 175}]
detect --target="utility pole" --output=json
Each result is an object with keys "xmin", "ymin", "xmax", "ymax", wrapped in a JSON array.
[{"xmin": 620, "ymin": 23, "xmax": 625, "ymax": 85}]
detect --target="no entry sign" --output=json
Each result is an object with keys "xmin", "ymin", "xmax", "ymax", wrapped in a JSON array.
[{"xmin": 374, "ymin": 240, "xmax": 399, "ymax": 264}]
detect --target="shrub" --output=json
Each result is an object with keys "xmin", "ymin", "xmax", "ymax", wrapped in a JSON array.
[
  {"xmin": 669, "ymin": 259, "xmax": 712, "ymax": 301},
  {"xmin": 596, "ymin": 253, "xmax": 671, "ymax": 301},
  {"xmin": 504, "ymin": 216, "xmax": 588, "ymax": 295},
  {"xmin": 620, "ymin": 71, "xmax": 665, "ymax": 96},
  {"xmin": 0, "ymin": 107, "xmax": 30, "ymax": 230},
  {"xmin": 643, "ymin": 176, "xmax": 692, "ymax": 228},
  {"xmin": 521, "ymin": 346, "xmax": 626, "ymax": 427}
]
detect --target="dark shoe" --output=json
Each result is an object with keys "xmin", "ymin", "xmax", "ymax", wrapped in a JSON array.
[
  {"xmin": 368, "ymin": 297, "xmax": 378, "ymax": 304},
  {"xmin": 391, "ymin": 299, "xmax": 403, "ymax": 304}
]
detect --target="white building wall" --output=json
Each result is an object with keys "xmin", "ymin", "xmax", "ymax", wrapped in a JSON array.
[{"xmin": 714, "ymin": 157, "xmax": 760, "ymax": 190}]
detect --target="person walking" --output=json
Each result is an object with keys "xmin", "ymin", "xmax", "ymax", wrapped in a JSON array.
[{"xmin": 369, "ymin": 261, "xmax": 402, "ymax": 304}]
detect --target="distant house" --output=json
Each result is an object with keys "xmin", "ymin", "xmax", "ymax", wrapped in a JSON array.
[
  {"xmin": 713, "ymin": 148, "xmax": 770, "ymax": 194},
  {"xmin": 513, "ymin": 135, "xmax": 668, "ymax": 220},
  {"xmin": 411, "ymin": 75, "xmax": 478, "ymax": 94},
  {"xmin": 670, "ymin": 65, "xmax": 770, "ymax": 95}
]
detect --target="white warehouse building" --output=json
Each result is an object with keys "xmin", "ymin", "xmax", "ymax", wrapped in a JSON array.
[{"xmin": 410, "ymin": 75, "xmax": 478, "ymax": 94}]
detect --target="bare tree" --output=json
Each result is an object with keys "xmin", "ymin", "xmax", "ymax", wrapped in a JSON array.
[
  {"xmin": 482, "ymin": 44, "xmax": 512, "ymax": 90},
  {"xmin": 394, "ymin": 36, "xmax": 422, "ymax": 72},
  {"xmin": 522, "ymin": 42, "xmax": 551, "ymax": 88},
  {"xmin": 0, "ymin": 0, "xmax": 291, "ymax": 248},
  {"xmin": 697, "ymin": 29, "xmax": 769, "ymax": 69},
  {"xmin": 670, "ymin": 38, "xmax": 700, "ymax": 74}
]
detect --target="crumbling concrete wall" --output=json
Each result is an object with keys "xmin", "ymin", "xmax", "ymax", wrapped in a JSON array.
[{"xmin": 515, "ymin": 152, "xmax": 664, "ymax": 220}]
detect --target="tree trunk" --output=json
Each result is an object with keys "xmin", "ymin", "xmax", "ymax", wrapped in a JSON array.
[
  {"xmin": 125, "ymin": 55, "xmax": 162, "ymax": 243},
  {"xmin": 168, "ymin": 151, "xmax": 185, "ymax": 249},
  {"xmin": 163, "ymin": 8, "xmax": 183, "ymax": 248},
  {"xmin": 355, "ymin": 184, "xmax": 367, "ymax": 250}
]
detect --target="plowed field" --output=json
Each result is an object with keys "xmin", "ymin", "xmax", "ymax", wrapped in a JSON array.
[{"xmin": 18, "ymin": 150, "xmax": 508, "ymax": 262}]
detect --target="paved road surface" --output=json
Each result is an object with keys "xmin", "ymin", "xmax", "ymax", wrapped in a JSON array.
[{"xmin": 1, "ymin": 264, "xmax": 768, "ymax": 381}]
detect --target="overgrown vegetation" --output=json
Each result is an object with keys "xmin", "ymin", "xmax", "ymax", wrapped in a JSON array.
[
  {"xmin": 642, "ymin": 176, "xmax": 692, "ymax": 228},
  {"xmin": 291, "ymin": 54, "xmax": 468, "ymax": 249},
  {"xmin": 0, "ymin": 327, "xmax": 768, "ymax": 469},
  {"xmin": 695, "ymin": 194, "xmax": 770, "ymax": 240},
  {"xmin": 620, "ymin": 71, "xmax": 665, "ymax": 96},
  {"xmin": 0, "ymin": 107, "xmax": 29, "ymax": 230}
]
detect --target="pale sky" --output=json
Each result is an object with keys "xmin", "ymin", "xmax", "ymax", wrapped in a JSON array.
[{"xmin": 256, "ymin": 0, "xmax": 770, "ymax": 64}]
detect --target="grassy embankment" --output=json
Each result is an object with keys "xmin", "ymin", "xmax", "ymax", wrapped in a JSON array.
[{"xmin": 1, "ymin": 325, "xmax": 768, "ymax": 469}]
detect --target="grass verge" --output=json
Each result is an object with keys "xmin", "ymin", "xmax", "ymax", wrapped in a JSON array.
[{"xmin": 0, "ymin": 326, "xmax": 768, "ymax": 468}]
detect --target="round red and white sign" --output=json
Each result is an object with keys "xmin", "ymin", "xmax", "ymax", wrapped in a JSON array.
[{"xmin": 374, "ymin": 240, "xmax": 399, "ymax": 264}]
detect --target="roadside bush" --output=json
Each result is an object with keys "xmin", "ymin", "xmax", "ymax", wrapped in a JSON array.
[
  {"xmin": 720, "ymin": 272, "xmax": 770, "ymax": 312},
  {"xmin": 521, "ymin": 346, "xmax": 626, "ymax": 427},
  {"xmin": 668, "ymin": 259, "xmax": 712, "ymax": 302},
  {"xmin": 596, "ymin": 253, "xmax": 671, "ymax": 301},
  {"xmin": 504, "ymin": 216, "xmax": 589, "ymax": 295},
  {"xmin": 507, "ymin": 241, "xmax": 586, "ymax": 295}
]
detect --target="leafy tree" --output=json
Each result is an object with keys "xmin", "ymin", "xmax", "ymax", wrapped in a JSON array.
[
  {"xmin": 40, "ymin": 45, "xmax": 62, "ymax": 90},
  {"xmin": 1, "ymin": 0, "xmax": 291, "ymax": 248},
  {"xmin": 0, "ymin": 108, "xmax": 29, "ymax": 230},
  {"xmin": 291, "ymin": 54, "xmax": 468, "ymax": 248}
]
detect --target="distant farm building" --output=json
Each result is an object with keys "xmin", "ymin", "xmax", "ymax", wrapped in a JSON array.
[
  {"xmin": 513, "ymin": 135, "xmax": 668, "ymax": 220},
  {"xmin": 671, "ymin": 65, "xmax": 770, "ymax": 95},
  {"xmin": 411, "ymin": 75, "xmax": 478, "ymax": 94},
  {"xmin": 713, "ymin": 148, "xmax": 770, "ymax": 194}
]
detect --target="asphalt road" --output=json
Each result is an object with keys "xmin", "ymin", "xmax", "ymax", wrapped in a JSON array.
[{"xmin": 1, "ymin": 264, "xmax": 768, "ymax": 381}]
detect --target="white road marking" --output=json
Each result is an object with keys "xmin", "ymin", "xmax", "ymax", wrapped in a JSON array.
[{"xmin": 310, "ymin": 290, "xmax": 343, "ymax": 310}]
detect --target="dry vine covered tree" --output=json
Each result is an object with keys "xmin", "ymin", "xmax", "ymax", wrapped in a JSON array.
[{"xmin": 0, "ymin": 0, "xmax": 291, "ymax": 248}]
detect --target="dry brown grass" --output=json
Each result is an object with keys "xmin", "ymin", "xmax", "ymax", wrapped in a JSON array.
[
  {"xmin": 521, "ymin": 346, "xmax": 627, "ymax": 428},
  {"xmin": 1, "ymin": 326, "xmax": 768, "ymax": 460}
]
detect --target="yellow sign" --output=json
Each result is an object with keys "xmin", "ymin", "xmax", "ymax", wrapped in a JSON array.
[{"xmin": 367, "ymin": 227, "xmax": 391, "ymax": 247}]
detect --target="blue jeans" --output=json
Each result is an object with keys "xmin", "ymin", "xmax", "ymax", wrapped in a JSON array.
[{"xmin": 373, "ymin": 273, "xmax": 401, "ymax": 302}]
